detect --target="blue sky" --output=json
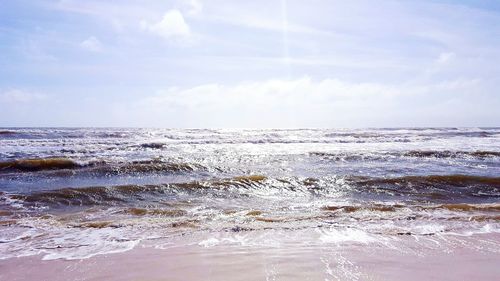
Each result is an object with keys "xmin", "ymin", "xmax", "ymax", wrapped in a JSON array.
[{"xmin": 0, "ymin": 0, "xmax": 499, "ymax": 127}]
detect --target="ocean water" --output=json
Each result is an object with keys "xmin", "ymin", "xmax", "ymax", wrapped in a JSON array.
[{"xmin": 0, "ymin": 128, "xmax": 499, "ymax": 260}]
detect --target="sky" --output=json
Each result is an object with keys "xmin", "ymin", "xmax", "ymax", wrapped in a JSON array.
[{"xmin": 0, "ymin": 0, "xmax": 499, "ymax": 127}]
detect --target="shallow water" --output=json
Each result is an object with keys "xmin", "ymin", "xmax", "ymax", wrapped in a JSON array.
[{"xmin": 0, "ymin": 128, "xmax": 499, "ymax": 260}]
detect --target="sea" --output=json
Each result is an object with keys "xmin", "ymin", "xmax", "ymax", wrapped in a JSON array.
[{"xmin": 0, "ymin": 128, "xmax": 499, "ymax": 261}]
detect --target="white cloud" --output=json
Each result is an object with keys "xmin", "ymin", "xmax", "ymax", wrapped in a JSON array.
[
  {"xmin": 141, "ymin": 9, "xmax": 191, "ymax": 41},
  {"xmin": 142, "ymin": 77, "xmax": 397, "ymax": 109},
  {"xmin": 0, "ymin": 89, "xmax": 46, "ymax": 103},
  {"xmin": 80, "ymin": 36, "xmax": 103, "ymax": 52},
  {"xmin": 111, "ymin": 76, "xmax": 489, "ymax": 127},
  {"xmin": 437, "ymin": 52, "xmax": 456, "ymax": 64}
]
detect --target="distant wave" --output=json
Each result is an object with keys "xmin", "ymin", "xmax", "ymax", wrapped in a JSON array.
[
  {"xmin": 310, "ymin": 150, "xmax": 500, "ymax": 161},
  {"xmin": 403, "ymin": 150, "xmax": 500, "ymax": 158},
  {"xmin": 140, "ymin": 142, "xmax": 167, "ymax": 149},
  {"xmin": 0, "ymin": 130, "xmax": 17, "ymax": 136},
  {"xmin": 0, "ymin": 158, "xmax": 81, "ymax": 172},
  {"xmin": 0, "ymin": 158, "xmax": 206, "ymax": 175}
]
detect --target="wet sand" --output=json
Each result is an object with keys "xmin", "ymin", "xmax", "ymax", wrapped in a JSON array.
[{"xmin": 1, "ymin": 233, "xmax": 499, "ymax": 281}]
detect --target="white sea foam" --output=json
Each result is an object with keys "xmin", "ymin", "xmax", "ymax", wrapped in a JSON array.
[{"xmin": 318, "ymin": 228, "xmax": 377, "ymax": 244}]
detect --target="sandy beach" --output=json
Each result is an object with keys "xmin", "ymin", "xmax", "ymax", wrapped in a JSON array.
[{"xmin": 1, "ymin": 232, "xmax": 499, "ymax": 281}]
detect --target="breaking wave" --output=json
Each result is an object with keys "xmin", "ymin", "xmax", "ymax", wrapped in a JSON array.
[{"xmin": 4, "ymin": 174, "xmax": 499, "ymax": 208}]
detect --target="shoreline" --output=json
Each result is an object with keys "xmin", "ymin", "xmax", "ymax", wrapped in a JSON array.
[{"xmin": 1, "ymin": 232, "xmax": 499, "ymax": 281}]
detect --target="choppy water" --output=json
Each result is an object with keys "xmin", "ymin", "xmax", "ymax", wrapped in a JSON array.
[{"xmin": 0, "ymin": 128, "xmax": 499, "ymax": 260}]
